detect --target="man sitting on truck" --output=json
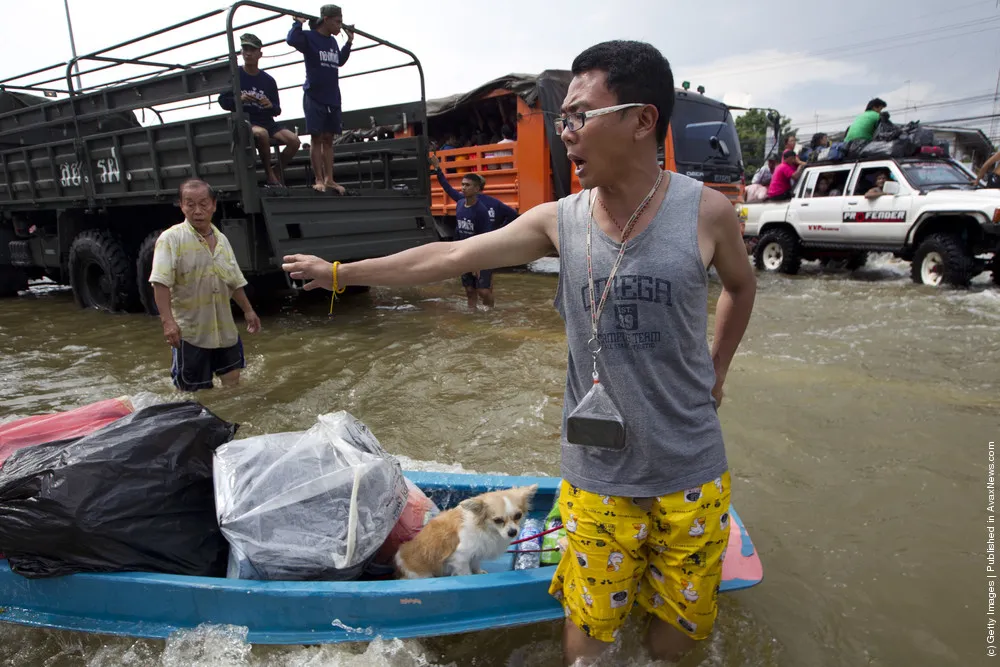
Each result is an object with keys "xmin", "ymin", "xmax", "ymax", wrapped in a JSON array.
[
  {"xmin": 149, "ymin": 178, "xmax": 261, "ymax": 391},
  {"xmin": 287, "ymin": 5, "xmax": 354, "ymax": 194},
  {"xmin": 766, "ymin": 149, "xmax": 804, "ymax": 200},
  {"xmin": 845, "ymin": 98, "xmax": 887, "ymax": 142},
  {"xmin": 218, "ymin": 33, "xmax": 301, "ymax": 187},
  {"xmin": 429, "ymin": 153, "xmax": 518, "ymax": 310}
]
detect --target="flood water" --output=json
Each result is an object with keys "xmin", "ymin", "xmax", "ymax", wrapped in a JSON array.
[{"xmin": 0, "ymin": 255, "xmax": 997, "ymax": 667}]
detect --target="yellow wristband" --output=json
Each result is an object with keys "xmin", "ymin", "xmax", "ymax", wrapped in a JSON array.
[
  {"xmin": 332, "ymin": 261, "xmax": 345, "ymax": 294},
  {"xmin": 329, "ymin": 261, "xmax": 345, "ymax": 316}
]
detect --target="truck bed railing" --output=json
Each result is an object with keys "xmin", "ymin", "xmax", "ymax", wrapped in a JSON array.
[{"xmin": 430, "ymin": 144, "xmax": 520, "ymax": 215}]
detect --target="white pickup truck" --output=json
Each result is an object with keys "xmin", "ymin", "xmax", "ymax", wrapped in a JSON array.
[{"xmin": 738, "ymin": 156, "xmax": 1000, "ymax": 287}]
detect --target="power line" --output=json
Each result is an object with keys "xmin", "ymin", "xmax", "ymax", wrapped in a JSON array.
[{"xmin": 693, "ymin": 17, "xmax": 1000, "ymax": 80}]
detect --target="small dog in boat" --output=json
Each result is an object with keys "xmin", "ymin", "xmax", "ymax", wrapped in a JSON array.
[{"xmin": 394, "ymin": 484, "xmax": 538, "ymax": 578}]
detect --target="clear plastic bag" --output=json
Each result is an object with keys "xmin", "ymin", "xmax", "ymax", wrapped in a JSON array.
[
  {"xmin": 213, "ymin": 411, "xmax": 408, "ymax": 581},
  {"xmin": 566, "ymin": 381, "xmax": 627, "ymax": 449}
]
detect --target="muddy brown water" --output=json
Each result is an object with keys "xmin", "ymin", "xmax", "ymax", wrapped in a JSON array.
[{"xmin": 0, "ymin": 256, "xmax": 997, "ymax": 667}]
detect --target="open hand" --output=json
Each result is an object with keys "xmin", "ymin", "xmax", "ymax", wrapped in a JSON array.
[
  {"xmin": 282, "ymin": 254, "xmax": 334, "ymax": 291},
  {"xmin": 162, "ymin": 319, "xmax": 181, "ymax": 348},
  {"xmin": 245, "ymin": 310, "xmax": 261, "ymax": 334}
]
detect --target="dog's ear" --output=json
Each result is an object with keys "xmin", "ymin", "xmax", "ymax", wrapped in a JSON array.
[
  {"xmin": 516, "ymin": 484, "xmax": 539, "ymax": 509},
  {"xmin": 460, "ymin": 498, "xmax": 486, "ymax": 516}
]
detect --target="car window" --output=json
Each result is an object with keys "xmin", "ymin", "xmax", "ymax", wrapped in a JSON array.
[
  {"xmin": 899, "ymin": 160, "xmax": 972, "ymax": 189},
  {"xmin": 853, "ymin": 167, "xmax": 894, "ymax": 196},
  {"xmin": 801, "ymin": 170, "xmax": 819, "ymax": 198},
  {"xmin": 810, "ymin": 168, "xmax": 851, "ymax": 198}
]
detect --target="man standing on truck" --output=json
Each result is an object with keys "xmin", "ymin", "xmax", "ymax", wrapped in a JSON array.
[
  {"xmin": 218, "ymin": 33, "xmax": 301, "ymax": 187},
  {"xmin": 845, "ymin": 98, "xmax": 887, "ymax": 142},
  {"xmin": 287, "ymin": 5, "xmax": 353, "ymax": 194},
  {"xmin": 283, "ymin": 40, "xmax": 756, "ymax": 665},
  {"xmin": 149, "ymin": 178, "xmax": 261, "ymax": 392},
  {"xmin": 429, "ymin": 153, "xmax": 518, "ymax": 310}
]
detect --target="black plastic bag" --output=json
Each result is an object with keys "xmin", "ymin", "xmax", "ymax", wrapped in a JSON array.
[
  {"xmin": 845, "ymin": 139, "xmax": 869, "ymax": 159},
  {"xmin": 0, "ymin": 402, "xmax": 237, "ymax": 578},
  {"xmin": 873, "ymin": 118, "xmax": 902, "ymax": 142}
]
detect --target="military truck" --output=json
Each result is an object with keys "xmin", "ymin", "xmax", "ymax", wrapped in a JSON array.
[{"xmin": 0, "ymin": 1, "xmax": 438, "ymax": 313}]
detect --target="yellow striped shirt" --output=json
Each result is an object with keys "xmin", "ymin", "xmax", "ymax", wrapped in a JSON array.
[{"xmin": 148, "ymin": 221, "xmax": 248, "ymax": 349}]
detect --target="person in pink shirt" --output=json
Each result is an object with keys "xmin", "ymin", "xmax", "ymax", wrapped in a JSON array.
[{"xmin": 766, "ymin": 149, "xmax": 805, "ymax": 200}]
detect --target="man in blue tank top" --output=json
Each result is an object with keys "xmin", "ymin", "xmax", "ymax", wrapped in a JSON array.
[{"xmin": 282, "ymin": 41, "xmax": 757, "ymax": 665}]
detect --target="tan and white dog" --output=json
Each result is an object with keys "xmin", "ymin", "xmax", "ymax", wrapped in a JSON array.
[{"xmin": 394, "ymin": 484, "xmax": 538, "ymax": 578}]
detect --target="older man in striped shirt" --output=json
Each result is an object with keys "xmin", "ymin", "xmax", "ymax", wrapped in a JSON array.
[{"xmin": 148, "ymin": 178, "xmax": 261, "ymax": 391}]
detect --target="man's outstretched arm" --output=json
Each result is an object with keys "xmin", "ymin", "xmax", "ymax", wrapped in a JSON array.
[{"xmin": 282, "ymin": 201, "xmax": 558, "ymax": 290}]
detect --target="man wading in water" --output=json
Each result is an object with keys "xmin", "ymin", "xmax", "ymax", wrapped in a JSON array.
[
  {"xmin": 283, "ymin": 41, "xmax": 756, "ymax": 665},
  {"xmin": 430, "ymin": 153, "xmax": 518, "ymax": 309},
  {"xmin": 149, "ymin": 178, "xmax": 261, "ymax": 391}
]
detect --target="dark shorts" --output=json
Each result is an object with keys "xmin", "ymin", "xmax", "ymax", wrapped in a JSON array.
[
  {"xmin": 461, "ymin": 270, "xmax": 493, "ymax": 290},
  {"xmin": 252, "ymin": 122, "xmax": 283, "ymax": 138},
  {"xmin": 303, "ymin": 94, "xmax": 342, "ymax": 135},
  {"xmin": 170, "ymin": 339, "xmax": 245, "ymax": 392}
]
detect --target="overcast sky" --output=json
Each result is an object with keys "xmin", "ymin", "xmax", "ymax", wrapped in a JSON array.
[{"xmin": 3, "ymin": 0, "xmax": 999, "ymax": 143}]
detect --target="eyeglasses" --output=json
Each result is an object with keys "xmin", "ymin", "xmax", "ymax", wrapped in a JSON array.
[{"xmin": 553, "ymin": 103, "xmax": 644, "ymax": 133}]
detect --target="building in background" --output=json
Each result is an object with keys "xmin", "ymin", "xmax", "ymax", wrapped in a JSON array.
[{"xmin": 922, "ymin": 126, "xmax": 994, "ymax": 172}]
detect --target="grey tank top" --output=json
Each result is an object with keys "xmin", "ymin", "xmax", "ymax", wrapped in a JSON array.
[{"xmin": 554, "ymin": 172, "xmax": 727, "ymax": 497}]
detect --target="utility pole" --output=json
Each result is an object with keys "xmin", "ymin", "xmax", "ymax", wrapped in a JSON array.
[
  {"xmin": 904, "ymin": 80, "xmax": 911, "ymax": 122},
  {"xmin": 63, "ymin": 0, "xmax": 83, "ymax": 93}
]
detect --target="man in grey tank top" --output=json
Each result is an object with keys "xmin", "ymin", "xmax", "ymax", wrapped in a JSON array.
[{"xmin": 283, "ymin": 40, "xmax": 757, "ymax": 666}]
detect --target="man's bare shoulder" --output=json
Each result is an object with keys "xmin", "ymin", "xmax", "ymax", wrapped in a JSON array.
[
  {"xmin": 510, "ymin": 200, "xmax": 559, "ymax": 235},
  {"xmin": 698, "ymin": 186, "xmax": 740, "ymax": 229}
]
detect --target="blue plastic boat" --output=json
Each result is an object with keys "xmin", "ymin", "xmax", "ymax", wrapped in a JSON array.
[{"xmin": 0, "ymin": 471, "xmax": 762, "ymax": 644}]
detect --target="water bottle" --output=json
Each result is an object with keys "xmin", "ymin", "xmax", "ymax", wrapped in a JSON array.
[
  {"xmin": 514, "ymin": 518, "xmax": 543, "ymax": 570},
  {"xmin": 540, "ymin": 498, "xmax": 564, "ymax": 566}
]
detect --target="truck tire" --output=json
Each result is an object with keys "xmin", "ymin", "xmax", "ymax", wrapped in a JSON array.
[
  {"xmin": 0, "ymin": 265, "xmax": 28, "ymax": 297},
  {"xmin": 845, "ymin": 251, "xmax": 868, "ymax": 271},
  {"xmin": 992, "ymin": 253, "xmax": 1000, "ymax": 287},
  {"xmin": 910, "ymin": 234, "xmax": 973, "ymax": 288},
  {"xmin": 69, "ymin": 230, "xmax": 139, "ymax": 312},
  {"xmin": 136, "ymin": 230, "xmax": 165, "ymax": 315},
  {"xmin": 753, "ymin": 229, "xmax": 801, "ymax": 275}
]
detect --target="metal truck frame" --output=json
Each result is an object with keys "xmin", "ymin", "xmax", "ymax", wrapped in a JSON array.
[{"xmin": 0, "ymin": 1, "xmax": 438, "ymax": 313}]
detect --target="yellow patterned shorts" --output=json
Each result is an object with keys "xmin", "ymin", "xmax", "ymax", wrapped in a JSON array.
[{"xmin": 547, "ymin": 472, "xmax": 731, "ymax": 642}]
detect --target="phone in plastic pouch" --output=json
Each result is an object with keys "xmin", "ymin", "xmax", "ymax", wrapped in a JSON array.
[{"xmin": 566, "ymin": 380, "xmax": 627, "ymax": 450}]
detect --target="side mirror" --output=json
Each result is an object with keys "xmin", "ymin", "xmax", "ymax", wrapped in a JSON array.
[
  {"xmin": 710, "ymin": 136, "xmax": 730, "ymax": 158},
  {"xmin": 882, "ymin": 181, "xmax": 901, "ymax": 195}
]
